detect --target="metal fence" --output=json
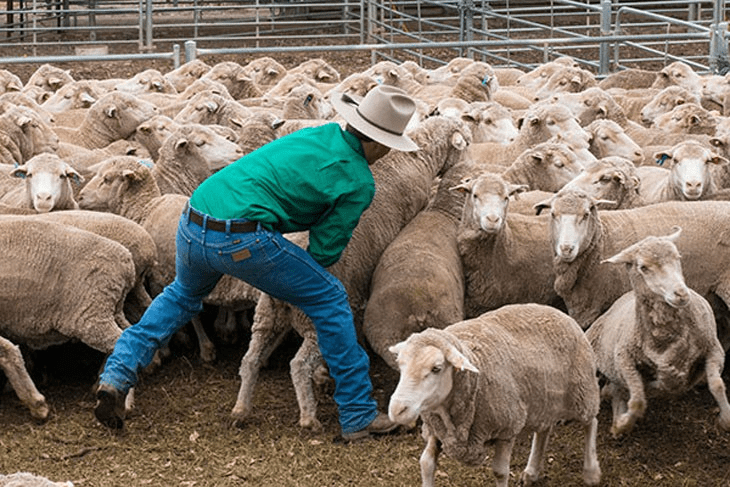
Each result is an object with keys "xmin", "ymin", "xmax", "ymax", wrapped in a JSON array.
[{"xmin": 0, "ymin": 0, "xmax": 727, "ymax": 75}]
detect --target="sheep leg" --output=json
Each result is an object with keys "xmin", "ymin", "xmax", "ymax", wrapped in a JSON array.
[
  {"xmin": 521, "ymin": 427, "xmax": 552, "ymax": 485},
  {"xmin": 704, "ymin": 348, "xmax": 730, "ymax": 431},
  {"xmin": 231, "ymin": 297, "xmax": 292, "ymax": 427},
  {"xmin": 582, "ymin": 417, "xmax": 601, "ymax": 486},
  {"xmin": 290, "ymin": 336, "xmax": 324, "ymax": 431},
  {"xmin": 613, "ymin": 358, "xmax": 646, "ymax": 436},
  {"xmin": 190, "ymin": 315, "xmax": 216, "ymax": 362},
  {"xmin": 492, "ymin": 437, "xmax": 515, "ymax": 487},
  {"xmin": 419, "ymin": 433, "xmax": 441, "ymax": 487},
  {"xmin": 0, "ymin": 336, "xmax": 49, "ymax": 421}
]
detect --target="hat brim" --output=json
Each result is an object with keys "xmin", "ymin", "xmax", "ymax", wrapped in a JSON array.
[{"xmin": 331, "ymin": 91, "xmax": 419, "ymax": 152}]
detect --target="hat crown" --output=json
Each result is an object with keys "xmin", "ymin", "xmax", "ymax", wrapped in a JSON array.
[{"xmin": 356, "ymin": 85, "xmax": 415, "ymax": 137}]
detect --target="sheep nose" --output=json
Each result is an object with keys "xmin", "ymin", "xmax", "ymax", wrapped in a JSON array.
[
  {"xmin": 559, "ymin": 243, "xmax": 575, "ymax": 255},
  {"xmin": 36, "ymin": 192, "xmax": 52, "ymax": 203}
]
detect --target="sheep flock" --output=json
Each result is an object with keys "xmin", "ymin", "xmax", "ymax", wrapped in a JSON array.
[{"xmin": 1, "ymin": 55, "xmax": 730, "ymax": 486}]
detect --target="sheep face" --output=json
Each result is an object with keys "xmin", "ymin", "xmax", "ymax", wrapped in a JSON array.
[
  {"xmin": 464, "ymin": 102, "xmax": 518, "ymax": 144},
  {"xmin": 164, "ymin": 59, "xmax": 212, "ymax": 92},
  {"xmin": 170, "ymin": 124, "xmax": 244, "ymax": 173},
  {"xmin": 586, "ymin": 119, "xmax": 643, "ymax": 164},
  {"xmin": 653, "ymin": 103, "xmax": 717, "ymax": 135},
  {"xmin": 534, "ymin": 67, "xmax": 595, "ymax": 101},
  {"xmin": 42, "ymin": 80, "xmax": 102, "ymax": 112},
  {"xmin": 518, "ymin": 142, "xmax": 586, "ymax": 191},
  {"xmin": 640, "ymin": 86, "xmax": 698, "ymax": 127},
  {"xmin": 12, "ymin": 153, "xmax": 82, "ymax": 212},
  {"xmin": 115, "ymin": 69, "xmax": 178, "ymax": 95},
  {"xmin": 561, "ymin": 157, "xmax": 640, "ymax": 209},
  {"xmin": 388, "ymin": 333, "xmax": 478, "ymax": 426},
  {"xmin": 603, "ymin": 230, "xmax": 689, "ymax": 308},
  {"xmin": 77, "ymin": 157, "xmax": 146, "ymax": 212},
  {"xmin": 650, "ymin": 61, "xmax": 703, "ymax": 93},
  {"xmin": 656, "ymin": 142, "xmax": 725, "ymax": 200},
  {"xmin": 540, "ymin": 189, "xmax": 606, "ymax": 263},
  {"xmin": 453, "ymin": 173, "xmax": 527, "ymax": 233}
]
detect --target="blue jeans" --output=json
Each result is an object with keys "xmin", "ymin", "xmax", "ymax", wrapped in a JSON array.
[{"xmin": 100, "ymin": 206, "xmax": 378, "ymax": 434}]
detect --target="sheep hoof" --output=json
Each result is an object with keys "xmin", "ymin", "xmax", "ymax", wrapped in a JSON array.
[
  {"xmin": 230, "ymin": 408, "xmax": 249, "ymax": 429},
  {"xmin": 298, "ymin": 416, "xmax": 323, "ymax": 432},
  {"xmin": 199, "ymin": 344, "xmax": 216, "ymax": 363},
  {"xmin": 717, "ymin": 413, "xmax": 730, "ymax": 432},
  {"xmin": 519, "ymin": 470, "xmax": 539, "ymax": 486},
  {"xmin": 31, "ymin": 402, "xmax": 50, "ymax": 422}
]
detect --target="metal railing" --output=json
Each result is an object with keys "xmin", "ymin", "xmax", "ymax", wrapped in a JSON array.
[{"xmin": 0, "ymin": 1, "xmax": 727, "ymax": 75}]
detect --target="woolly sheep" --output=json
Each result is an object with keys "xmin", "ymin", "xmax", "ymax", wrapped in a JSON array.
[
  {"xmin": 0, "ymin": 91, "xmax": 56, "ymax": 126},
  {"xmin": 467, "ymin": 103, "xmax": 587, "ymax": 167},
  {"xmin": 163, "ymin": 58, "xmax": 212, "ymax": 92},
  {"xmin": 585, "ymin": 119, "xmax": 644, "ymax": 165},
  {"xmin": 0, "ymin": 69, "xmax": 23, "ymax": 94},
  {"xmin": 232, "ymin": 115, "xmax": 473, "ymax": 431},
  {"xmin": 0, "ymin": 218, "xmax": 136, "ymax": 414},
  {"xmin": 499, "ymin": 140, "xmax": 585, "ymax": 192},
  {"xmin": 151, "ymin": 123, "xmax": 243, "ymax": 196},
  {"xmin": 535, "ymin": 189, "xmax": 730, "ymax": 345},
  {"xmin": 286, "ymin": 57, "xmax": 341, "ymax": 85},
  {"xmin": 200, "ymin": 60, "xmax": 263, "ymax": 100},
  {"xmin": 586, "ymin": 229, "xmax": 730, "ymax": 436},
  {"xmin": 650, "ymin": 60, "xmax": 704, "ymax": 93},
  {"xmin": 513, "ymin": 56, "xmax": 579, "ymax": 92},
  {"xmin": 22, "ymin": 64, "xmax": 74, "ymax": 98},
  {"xmin": 560, "ymin": 156, "xmax": 643, "ymax": 210},
  {"xmin": 114, "ymin": 68, "xmax": 178, "ymax": 95},
  {"xmin": 0, "ymin": 104, "xmax": 60, "ymax": 165},
  {"xmin": 239, "ymin": 56, "xmax": 287, "ymax": 89},
  {"xmin": 363, "ymin": 162, "xmax": 473, "ymax": 370},
  {"xmin": 0, "ymin": 153, "xmax": 83, "ymax": 212},
  {"xmin": 597, "ymin": 67, "xmax": 659, "ymax": 90},
  {"xmin": 462, "ymin": 101, "xmax": 519, "ymax": 144},
  {"xmin": 415, "ymin": 61, "xmax": 499, "ymax": 108},
  {"xmin": 40, "ymin": 80, "xmax": 107, "ymax": 117},
  {"xmin": 639, "ymin": 85, "xmax": 701, "ymax": 126},
  {"xmin": 452, "ymin": 171, "xmax": 563, "ymax": 318},
  {"xmin": 132, "ymin": 114, "xmax": 181, "ymax": 161},
  {"xmin": 388, "ymin": 303, "xmax": 601, "ymax": 487},
  {"xmin": 651, "ymin": 102, "xmax": 718, "ymax": 135},
  {"xmin": 173, "ymin": 91, "xmax": 253, "ymax": 127},
  {"xmin": 532, "ymin": 65, "xmax": 597, "ymax": 101},
  {"xmin": 639, "ymin": 141, "xmax": 725, "ymax": 203},
  {"xmin": 53, "ymin": 91, "xmax": 159, "ymax": 150}
]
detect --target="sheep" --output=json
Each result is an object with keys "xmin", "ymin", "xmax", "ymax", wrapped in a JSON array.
[
  {"xmin": 132, "ymin": 114, "xmax": 181, "ymax": 161},
  {"xmin": 560, "ymin": 156, "xmax": 643, "ymax": 210},
  {"xmin": 17, "ymin": 209, "xmax": 158, "ymax": 321},
  {"xmin": 499, "ymin": 140, "xmax": 585, "ymax": 192},
  {"xmin": 467, "ymin": 103, "xmax": 588, "ymax": 167},
  {"xmin": 597, "ymin": 67, "xmax": 659, "ymax": 90},
  {"xmin": 173, "ymin": 90, "xmax": 253, "ymax": 128},
  {"xmin": 0, "ymin": 472, "xmax": 74, "ymax": 487},
  {"xmin": 0, "ymin": 91, "xmax": 56, "ymax": 126},
  {"xmin": 651, "ymin": 102, "xmax": 718, "ymax": 135},
  {"xmin": 420, "ymin": 57, "xmax": 476, "ymax": 85},
  {"xmin": 200, "ymin": 60, "xmax": 264, "ymax": 100},
  {"xmin": 0, "ymin": 335, "xmax": 49, "ymax": 420},
  {"xmin": 151, "ymin": 123, "xmax": 245, "ymax": 196},
  {"xmin": 639, "ymin": 85, "xmax": 701, "ymax": 126},
  {"xmin": 0, "ymin": 69, "xmax": 23, "ymax": 94},
  {"xmin": 650, "ymin": 60, "xmax": 704, "ymax": 94},
  {"xmin": 639, "ymin": 141, "xmax": 725, "ymax": 203},
  {"xmin": 0, "ymin": 218, "xmax": 136, "ymax": 415},
  {"xmin": 452, "ymin": 171, "xmax": 563, "ymax": 319},
  {"xmin": 532, "ymin": 65, "xmax": 597, "ymax": 101},
  {"xmin": 22, "ymin": 64, "xmax": 75, "ymax": 99},
  {"xmin": 414, "ymin": 61, "xmax": 499, "ymax": 108},
  {"xmin": 586, "ymin": 229, "xmax": 730, "ymax": 436},
  {"xmin": 513, "ymin": 56, "xmax": 579, "ymax": 92},
  {"xmin": 239, "ymin": 56, "xmax": 288, "ymax": 90},
  {"xmin": 461, "ymin": 101, "xmax": 519, "ymax": 144},
  {"xmin": 52, "ymin": 91, "xmax": 159, "ymax": 150},
  {"xmin": 550, "ymin": 86, "xmax": 630, "ymax": 128},
  {"xmin": 114, "ymin": 68, "xmax": 178, "ymax": 95},
  {"xmin": 40, "ymin": 80, "xmax": 108, "ymax": 125},
  {"xmin": 76, "ymin": 156, "xmax": 237, "ymax": 362},
  {"xmin": 164, "ymin": 58, "xmax": 212, "ymax": 93},
  {"xmin": 226, "ymin": 111, "xmax": 285, "ymax": 155},
  {"xmin": 0, "ymin": 153, "xmax": 83, "ymax": 212},
  {"xmin": 585, "ymin": 119, "xmax": 644, "ymax": 165},
  {"xmin": 388, "ymin": 303, "xmax": 601, "ymax": 487},
  {"xmin": 0, "ymin": 104, "xmax": 60, "ymax": 165},
  {"xmin": 535, "ymin": 188, "xmax": 730, "ymax": 345},
  {"xmin": 144, "ymin": 78, "xmax": 234, "ymax": 119},
  {"xmin": 232, "ymin": 115, "xmax": 473, "ymax": 431},
  {"xmin": 286, "ymin": 57, "xmax": 341, "ymax": 85},
  {"xmin": 61, "ymin": 138, "xmax": 152, "ymax": 179},
  {"xmin": 362, "ymin": 162, "xmax": 474, "ymax": 370},
  {"xmin": 700, "ymin": 71, "xmax": 730, "ymax": 113},
  {"xmin": 323, "ymin": 72, "xmax": 378, "ymax": 99}
]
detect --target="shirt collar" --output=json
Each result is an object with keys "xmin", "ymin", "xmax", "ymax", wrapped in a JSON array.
[{"xmin": 341, "ymin": 128, "xmax": 366, "ymax": 157}]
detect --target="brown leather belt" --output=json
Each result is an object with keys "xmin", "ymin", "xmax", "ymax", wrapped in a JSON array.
[{"xmin": 188, "ymin": 208, "xmax": 258, "ymax": 233}]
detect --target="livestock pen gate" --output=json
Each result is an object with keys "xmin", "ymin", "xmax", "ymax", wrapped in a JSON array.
[{"xmin": 0, "ymin": 1, "xmax": 727, "ymax": 75}]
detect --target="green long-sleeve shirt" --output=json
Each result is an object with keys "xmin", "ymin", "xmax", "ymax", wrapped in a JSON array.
[{"xmin": 189, "ymin": 123, "xmax": 375, "ymax": 267}]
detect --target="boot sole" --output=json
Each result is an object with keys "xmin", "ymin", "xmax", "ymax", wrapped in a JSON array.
[{"xmin": 94, "ymin": 390, "xmax": 125, "ymax": 429}]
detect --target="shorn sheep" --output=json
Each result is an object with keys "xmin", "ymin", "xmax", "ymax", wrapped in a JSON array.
[
  {"xmin": 586, "ymin": 229, "xmax": 730, "ymax": 436},
  {"xmin": 0, "ymin": 153, "xmax": 83, "ymax": 212},
  {"xmin": 0, "ymin": 218, "xmax": 136, "ymax": 419},
  {"xmin": 535, "ymin": 189, "xmax": 730, "ymax": 351},
  {"xmin": 232, "ymin": 115, "xmax": 473, "ymax": 431},
  {"xmin": 388, "ymin": 303, "xmax": 601, "ymax": 487}
]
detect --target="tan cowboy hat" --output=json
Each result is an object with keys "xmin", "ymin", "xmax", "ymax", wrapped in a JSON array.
[{"xmin": 331, "ymin": 85, "xmax": 419, "ymax": 152}]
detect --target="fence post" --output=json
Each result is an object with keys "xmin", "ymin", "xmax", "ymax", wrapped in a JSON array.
[
  {"xmin": 459, "ymin": 0, "xmax": 474, "ymax": 59},
  {"xmin": 599, "ymin": 0, "xmax": 611, "ymax": 75},
  {"xmin": 185, "ymin": 40, "xmax": 197, "ymax": 63},
  {"xmin": 710, "ymin": 0, "xmax": 729, "ymax": 74}
]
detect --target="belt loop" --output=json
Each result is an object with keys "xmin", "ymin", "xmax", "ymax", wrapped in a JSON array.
[
  {"xmin": 185, "ymin": 203, "xmax": 192, "ymax": 224},
  {"xmin": 225, "ymin": 220, "xmax": 231, "ymax": 235},
  {"xmin": 201, "ymin": 213, "xmax": 207, "ymax": 233}
]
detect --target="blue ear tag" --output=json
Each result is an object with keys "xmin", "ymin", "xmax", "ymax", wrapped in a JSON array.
[
  {"xmin": 482, "ymin": 75, "xmax": 490, "ymax": 85},
  {"xmin": 304, "ymin": 94, "xmax": 313, "ymax": 107},
  {"xmin": 13, "ymin": 161, "xmax": 19, "ymax": 168},
  {"xmin": 657, "ymin": 154, "xmax": 669, "ymax": 166},
  {"xmin": 137, "ymin": 159, "xmax": 153, "ymax": 168}
]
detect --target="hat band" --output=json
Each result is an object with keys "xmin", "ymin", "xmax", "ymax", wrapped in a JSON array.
[{"xmin": 355, "ymin": 106, "xmax": 404, "ymax": 136}]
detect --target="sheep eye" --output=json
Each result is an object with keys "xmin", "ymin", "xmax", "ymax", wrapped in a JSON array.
[
  {"xmin": 546, "ymin": 119, "xmax": 556, "ymax": 126},
  {"xmin": 639, "ymin": 264, "xmax": 649, "ymax": 273},
  {"xmin": 103, "ymin": 176, "xmax": 112, "ymax": 185},
  {"xmin": 196, "ymin": 140, "xmax": 206, "ymax": 147},
  {"xmin": 601, "ymin": 135, "xmax": 610, "ymax": 141},
  {"xmin": 431, "ymin": 365, "xmax": 442, "ymax": 374},
  {"xmin": 59, "ymin": 173, "xmax": 67, "ymax": 179},
  {"xmin": 554, "ymin": 161, "xmax": 564, "ymax": 168}
]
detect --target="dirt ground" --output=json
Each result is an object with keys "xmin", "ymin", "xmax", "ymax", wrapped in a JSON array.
[{"xmin": 1, "ymin": 48, "xmax": 730, "ymax": 487}]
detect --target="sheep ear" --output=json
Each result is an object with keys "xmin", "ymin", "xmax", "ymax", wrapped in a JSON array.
[
  {"xmin": 449, "ymin": 179, "xmax": 474, "ymax": 194},
  {"xmin": 595, "ymin": 103, "xmax": 609, "ymax": 118},
  {"xmin": 602, "ymin": 247, "xmax": 634, "ymax": 265},
  {"xmin": 666, "ymin": 225, "xmax": 682, "ymax": 242},
  {"xmin": 272, "ymin": 118, "xmax": 286, "ymax": 130},
  {"xmin": 443, "ymin": 344, "xmax": 479, "ymax": 373},
  {"xmin": 10, "ymin": 165, "xmax": 27, "ymax": 179},
  {"xmin": 653, "ymin": 150, "xmax": 673, "ymax": 167},
  {"xmin": 16, "ymin": 115, "xmax": 32, "ymax": 130},
  {"xmin": 203, "ymin": 101, "xmax": 219, "ymax": 113},
  {"xmin": 710, "ymin": 153, "xmax": 728, "ymax": 165},
  {"xmin": 689, "ymin": 114, "xmax": 701, "ymax": 126},
  {"xmin": 65, "ymin": 165, "xmax": 84, "ymax": 185},
  {"xmin": 508, "ymin": 183, "xmax": 529, "ymax": 197},
  {"xmin": 533, "ymin": 196, "xmax": 554, "ymax": 215},
  {"xmin": 80, "ymin": 92, "xmax": 96, "ymax": 107},
  {"xmin": 388, "ymin": 341, "xmax": 406, "ymax": 358},
  {"xmin": 105, "ymin": 105, "xmax": 118, "ymax": 118},
  {"xmin": 450, "ymin": 131, "xmax": 468, "ymax": 151}
]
